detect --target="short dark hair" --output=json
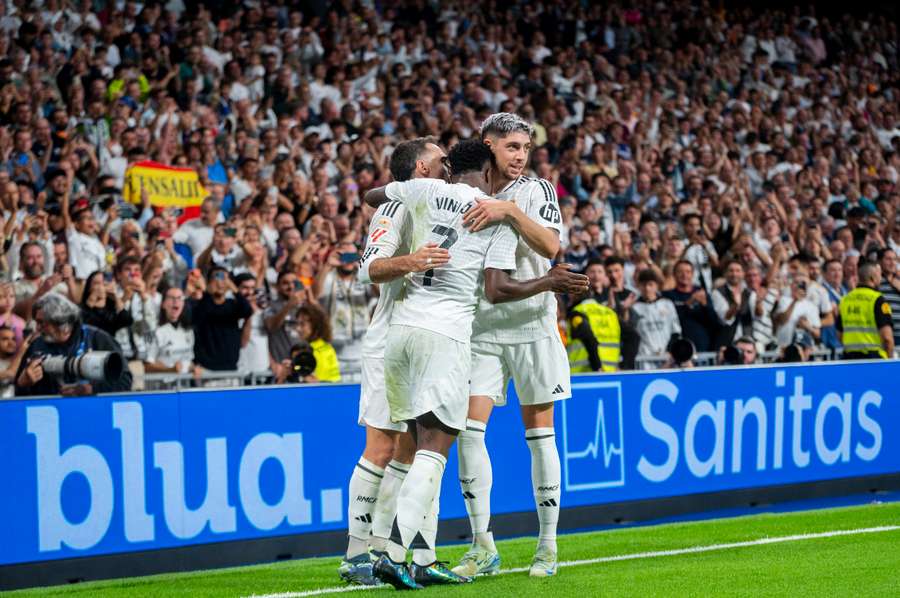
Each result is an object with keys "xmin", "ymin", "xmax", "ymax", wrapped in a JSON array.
[
  {"xmin": 388, "ymin": 137, "xmax": 433, "ymax": 182},
  {"xmin": 604, "ymin": 255, "xmax": 625, "ymax": 268},
  {"xmin": 448, "ymin": 139, "xmax": 494, "ymax": 176},
  {"xmin": 637, "ymin": 268, "xmax": 662, "ymax": 285}
]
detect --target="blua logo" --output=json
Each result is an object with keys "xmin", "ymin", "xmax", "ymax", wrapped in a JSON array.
[{"xmin": 26, "ymin": 402, "xmax": 314, "ymax": 553}]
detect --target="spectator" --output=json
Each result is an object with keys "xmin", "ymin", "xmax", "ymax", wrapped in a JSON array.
[
  {"xmin": 296, "ymin": 303, "xmax": 341, "ymax": 383},
  {"xmin": 632, "ymin": 269, "xmax": 681, "ymax": 369},
  {"xmin": 773, "ymin": 276, "xmax": 822, "ymax": 350},
  {"xmin": 190, "ymin": 267, "xmax": 252, "ymax": 372},
  {"xmin": 234, "ymin": 272, "xmax": 276, "ymax": 378},
  {"xmin": 600, "ymin": 255, "xmax": 639, "ymax": 369},
  {"xmin": 145, "ymin": 285, "xmax": 195, "ymax": 375},
  {"xmin": 315, "ymin": 241, "xmax": 370, "ymax": 375},
  {"xmin": 16, "ymin": 293, "xmax": 132, "ymax": 396},
  {"xmin": 173, "ymin": 197, "xmax": 220, "ymax": 258},
  {"xmin": 80, "ymin": 270, "xmax": 132, "ymax": 336},
  {"xmin": 713, "ymin": 261, "xmax": 756, "ymax": 349},
  {"xmin": 113, "ymin": 256, "xmax": 156, "ymax": 366},
  {"xmin": 663, "ymin": 260, "xmax": 718, "ymax": 353},
  {"xmin": 0, "ymin": 324, "xmax": 30, "ymax": 398},
  {"xmin": 876, "ymin": 249, "xmax": 900, "ymax": 350},
  {"xmin": 264, "ymin": 270, "xmax": 310, "ymax": 363},
  {"xmin": 821, "ymin": 258, "xmax": 847, "ymax": 350}
]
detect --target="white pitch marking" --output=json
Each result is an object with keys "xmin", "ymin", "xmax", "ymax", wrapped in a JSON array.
[{"xmin": 245, "ymin": 525, "xmax": 900, "ymax": 598}]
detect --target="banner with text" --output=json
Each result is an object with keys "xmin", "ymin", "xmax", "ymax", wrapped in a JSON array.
[
  {"xmin": 123, "ymin": 161, "xmax": 208, "ymax": 208},
  {"xmin": 1, "ymin": 361, "xmax": 897, "ymax": 565}
]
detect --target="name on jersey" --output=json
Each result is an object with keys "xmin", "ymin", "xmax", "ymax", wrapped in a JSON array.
[{"xmin": 435, "ymin": 197, "xmax": 474, "ymax": 215}]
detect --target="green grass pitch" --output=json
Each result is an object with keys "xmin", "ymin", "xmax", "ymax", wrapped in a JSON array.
[{"xmin": 6, "ymin": 501, "xmax": 900, "ymax": 597}]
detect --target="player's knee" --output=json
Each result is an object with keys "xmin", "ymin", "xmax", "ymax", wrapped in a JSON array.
[
  {"xmin": 392, "ymin": 432, "xmax": 416, "ymax": 464},
  {"xmin": 362, "ymin": 431, "xmax": 395, "ymax": 467},
  {"xmin": 522, "ymin": 403, "xmax": 555, "ymax": 430}
]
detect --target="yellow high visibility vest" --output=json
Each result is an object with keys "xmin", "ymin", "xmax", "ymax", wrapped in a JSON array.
[
  {"xmin": 839, "ymin": 286, "xmax": 888, "ymax": 358},
  {"xmin": 568, "ymin": 299, "xmax": 621, "ymax": 372}
]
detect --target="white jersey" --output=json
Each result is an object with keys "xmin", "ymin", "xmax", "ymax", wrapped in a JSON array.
[
  {"xmin": 384, "ymin": 178, "xmax": 518, "ymax": 343},
  {"xmin": 358, "ymin": 199, "xmax": 410, "ymax": 357},
  {"xmin": 148, "ymin": 323, "xmax": 194, "ymax": 371},
  {"xmin": 632, "ymin": 297, "xmax": 682, "ymax": 359},
  {"xmin": 472, "ymin": 176, "xmax": 562, "ymax": 344}
]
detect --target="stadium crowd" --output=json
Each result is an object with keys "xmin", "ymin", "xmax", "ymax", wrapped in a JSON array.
[{"xmin": 1, "ymin": 0, "xmax": 898, "ymax": 395}]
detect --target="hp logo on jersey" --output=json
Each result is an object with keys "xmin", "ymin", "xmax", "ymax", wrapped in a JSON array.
[
  {"xmin": 561, "ymin": 381, "xmax": 626, "ymax": 491},
  {"xmin": 539, "ymin": 203, "xmax": 561, "ymax": 224}
]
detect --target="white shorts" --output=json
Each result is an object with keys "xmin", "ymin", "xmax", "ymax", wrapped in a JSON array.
[
  {"xmin": 384, "ymin": 325, "xmax": 471, "ymax": 431},
  {"xmin": 359, "ymin": 354, "xmax": 407, "ymax": 432},
  {"xmin": 470, "ymin": 335, "xmax": 572, "ymax": 406}
]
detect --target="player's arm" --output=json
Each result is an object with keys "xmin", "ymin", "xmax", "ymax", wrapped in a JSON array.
[
  {"xmin": 484, "ymin": 263, "xmax": 589, "ymax": 304},
  {"xmin": 464, "ymin": 180, "xmax": 561, "ymax": 258},
  {"xmin": 363, "ymin": 185, "xmax": 388, "ymax": 208},
  {"xmin": 875, "ymin": 297, "xmax": 894, "ymax": 355},
  {"xmin": 367, "ymin": 244, "xmax": 450, "ymax": 283}
]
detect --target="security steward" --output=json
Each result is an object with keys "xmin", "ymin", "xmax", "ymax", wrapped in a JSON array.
[
  {"xmin": 837, "ymin": 262, "xmax": 894, "ymax": 359},
  {"xmin": 568, "ymin": 298, "xmax": 621, "ymax": 372}
]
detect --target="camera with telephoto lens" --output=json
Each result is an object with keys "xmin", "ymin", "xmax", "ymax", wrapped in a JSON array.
[
  {"xmin": 287, "ymin": 343, "xmax": 317, "ymax": 382},
  {"xmin": 41, "ymin": 351, "xmax": 124, "ymax": 382}
]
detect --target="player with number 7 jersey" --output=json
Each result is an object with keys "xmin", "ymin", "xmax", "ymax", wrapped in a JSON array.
[{"xmin": 362, "ymin": 140, "xmax": 587, "ymax": 590}]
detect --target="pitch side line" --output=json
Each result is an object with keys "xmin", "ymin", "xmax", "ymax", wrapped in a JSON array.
[{"xmin": 246, "ymin": 525, "xmax": 900, "ymax": 598}]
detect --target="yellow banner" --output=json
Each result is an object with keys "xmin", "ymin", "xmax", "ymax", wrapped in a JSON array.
[{"xmin": 123, "ymin": 161, "xmax": 208, "ymax": 208}]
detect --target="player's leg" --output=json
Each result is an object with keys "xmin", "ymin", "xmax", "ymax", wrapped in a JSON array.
[
  {"xmin": 370, "ymin": 430, "xmax": 415, "ymax": 553},
  {"xmin": 453, "ymin": 343, "xmax": 505, "ymax": 576},
  {"xmin": 374, "ymin": 329, "xmax": 472, "ymax": 588},
  {"xmin": 339, "ymin": 425, "xmax": 394, "ymax": 585},
  {"xmin": 521, "ymin": 403, "xmax": 561, "ymax": 577},
  {"xmin": 511, "ymin": 336, "xmax": 570, "ymax": 577}
]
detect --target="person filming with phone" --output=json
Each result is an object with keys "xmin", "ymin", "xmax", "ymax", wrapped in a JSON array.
[
  {"xmin": 189, "ymin": 266, "xmax": 252, "ymax": 372},
  {"xmin": 264, "ymin": 270, "xmax": 312, "ymax": 364},
  {"xmin": 315, "ymin": 241, "xmax": 370, "ymax": 377}
]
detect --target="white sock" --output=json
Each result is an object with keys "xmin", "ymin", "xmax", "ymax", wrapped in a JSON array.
[
  {"xmin": 347, "ymin": 457, "xmax": 384, "ymax": 558},
  {"xmin": 412, "ymin": 486, "xmax": 440, "ymax": 566},
  {"xmin": 370, "ymin": 459, "xmax": 410, "ymax": 552},
  {"xmin": 526, "ymin": 427, "xmax": 561, "ymax": 552},
  {"xmin": 387, "ymin": 450, "xmax": 445, "ymax": 563},
  {"xmin": 458, "ymin": 419, "xmax": 496, "ymax": 551}
]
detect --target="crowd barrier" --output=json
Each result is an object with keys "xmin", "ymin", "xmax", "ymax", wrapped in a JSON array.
[{"xmin": 1, "ymin": 360, "xmax": 898, "ymax": 588}]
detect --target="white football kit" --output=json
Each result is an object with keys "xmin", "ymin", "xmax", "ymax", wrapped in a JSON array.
[
  {"xmin": 383, "ymin": 178, "xmax": 518, "ymax": 431},
  {"xmin": 470, "ymin": 176, "xmax": 572, "ymax": 406},
  {"xmin": 357, "ymin": 199, "xmax": 410, "ymax": 433}
]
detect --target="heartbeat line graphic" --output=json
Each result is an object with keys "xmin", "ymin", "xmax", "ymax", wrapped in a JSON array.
[
  {"xmin": 567, "ymin": 400, "xmax": 623, "ymax": 467},
  {"xmin": 563, "ymin": 382, "xmax": 626, "ymax": 491}
]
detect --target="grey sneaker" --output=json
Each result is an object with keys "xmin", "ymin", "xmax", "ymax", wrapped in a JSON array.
[
  {"xmin": 451, "ymin": 545, "xmax": 501, "ymax": 577},
  {"xmin": 529, "ymin": 546, "xmax": 558, "ymax": 577}
]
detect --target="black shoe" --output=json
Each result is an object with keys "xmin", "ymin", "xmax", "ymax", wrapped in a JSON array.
[
  {"xmin": 372, "ymin": 554, "xmax": 423, "ymax": 590},
  {"xmin": 411, "ymin": 561, "xmax": 474, "ymax": 585}
]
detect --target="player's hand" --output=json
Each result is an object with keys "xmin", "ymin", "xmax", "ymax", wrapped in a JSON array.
[
  {"xmin": 463, "ymin": 199, "xmax": 510, "ymax": 232},
  {"xmin": 408, "ymin": 242, "xmax": 450, "ymax": 273},
  {"xmin": 546, "ymin": 263, "xmax": 590, "ymax": 295}
]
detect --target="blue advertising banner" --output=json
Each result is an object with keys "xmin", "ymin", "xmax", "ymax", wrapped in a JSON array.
[{"xmin": 0, "ymin": 360, "xmax": 897, "ymax": 566}]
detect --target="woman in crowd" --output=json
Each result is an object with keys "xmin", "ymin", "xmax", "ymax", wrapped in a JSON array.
[
  {"xmin": 79, "ymin": 270, "xmax": 133, "ymax": 336},
  {"xmin": 145, "ymin": 285, "xmax": 195, "ymax": 374}
]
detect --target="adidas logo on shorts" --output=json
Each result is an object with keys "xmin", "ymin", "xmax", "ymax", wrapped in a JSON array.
[{"xmin": 552, "ymin": 384, "xmax": 565, "ymax": 394}]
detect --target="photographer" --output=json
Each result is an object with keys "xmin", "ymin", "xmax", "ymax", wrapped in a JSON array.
[{"xmin": 15, "ymin": 292, "xmax": 132, "ymax": 396}]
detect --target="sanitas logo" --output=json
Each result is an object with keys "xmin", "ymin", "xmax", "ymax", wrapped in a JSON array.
[{"xmin": 636, "ymin": 371, "xmax": 883, "ymax": 483}]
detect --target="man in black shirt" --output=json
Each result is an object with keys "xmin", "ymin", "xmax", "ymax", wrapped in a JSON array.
[
  {"xmin": 598, "ymin": 256, "xmax": 640, "ymax": 370},
  {"xmin": 662, "ymin": 260, "xmax": 719, "ymax": 352},
  {"xmin": 190, "ymin": 267, "xmax": 253, "ymax": 371}
]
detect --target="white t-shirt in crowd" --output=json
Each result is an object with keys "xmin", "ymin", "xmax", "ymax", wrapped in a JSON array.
[{"xmin": 775, "ymin": 296, "xmax": 821, "ymax": 348}]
